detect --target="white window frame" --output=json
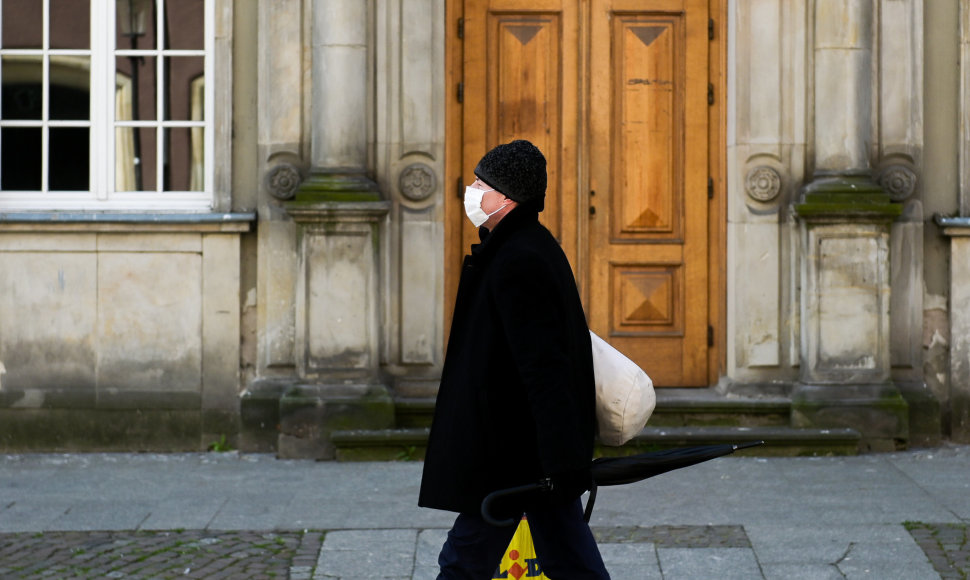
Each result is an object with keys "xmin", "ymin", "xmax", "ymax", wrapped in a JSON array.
[{"xmin": 0, "ymin": 0, "xmax": 215, "ymax": 211}]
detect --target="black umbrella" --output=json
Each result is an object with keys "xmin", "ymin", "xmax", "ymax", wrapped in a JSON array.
[{"xmin": 481, "ymin": 440, "xmax": 765, "ymax": 527}]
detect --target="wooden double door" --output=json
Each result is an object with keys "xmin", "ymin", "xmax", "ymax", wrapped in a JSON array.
[{"xmin": 448, "ymin": 0, "xmax": 719, "ymax": 386}]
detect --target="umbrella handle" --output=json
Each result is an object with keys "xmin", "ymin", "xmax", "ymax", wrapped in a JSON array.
[
  {"xmin": 583, "ymin": 481, "xmax": 598, "ymax": 524},
  {"xmin": 480, "ymin": 479, "xmax": 552, "ymax": 527}
]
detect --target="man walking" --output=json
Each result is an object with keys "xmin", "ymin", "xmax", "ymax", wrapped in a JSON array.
[{"xmin": 419, "ymin": 140, "xmax": 610, "ymax": 578}]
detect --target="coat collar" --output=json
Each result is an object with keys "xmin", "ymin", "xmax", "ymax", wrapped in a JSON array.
[{"xmin": 469, "ymin": 206, "xmax": 540, "ymax": 263}]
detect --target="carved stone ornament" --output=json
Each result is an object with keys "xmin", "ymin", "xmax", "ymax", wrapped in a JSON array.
[
  {"xmin": 878, "ymin": 164, "xmax": 917, "ymax": 201},
  {"xmin": 266, "ymin": 163, "xmax": 302, "ymax": 200},
  {"xmin": 745, "ymin": 166, "xmax": 782, "ymax": 202},
  {"xmin": 399, "ymin": 163, "xmax": 436, "ymax": 201}
]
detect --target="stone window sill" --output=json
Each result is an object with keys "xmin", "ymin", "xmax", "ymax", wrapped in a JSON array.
[{"xmin": 0, "ymin": 212, "xmax": 255, "ymax": 233}]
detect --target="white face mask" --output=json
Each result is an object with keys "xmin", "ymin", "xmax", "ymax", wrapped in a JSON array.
[{"xmin": 463, "ymin": 185, "xmax": 507, "ymax": 228}]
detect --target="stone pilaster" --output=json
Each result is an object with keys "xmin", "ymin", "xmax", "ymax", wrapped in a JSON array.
[
  {"xmin": 938, "ymin": 218, "xmax": 970, "ymax": 443},
  {"xmin": 374, "ymin": 0, "xmax": 446, "ymax": 395},
  {"xmin": 725, "ymin": 0, "xmax": 808, "ymax": 389},
  {"xmin": 790, "ymin": 0, "xmax": 907, "ymax": 450}
]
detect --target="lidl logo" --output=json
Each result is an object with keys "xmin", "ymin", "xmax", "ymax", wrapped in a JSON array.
[
  {"xmin": 492, "ymin": 549, "xmax": 543, "ymax": 578},
  {"xmin": 492, "ymin": 517, "xmax": 548, "ymax": 579}
]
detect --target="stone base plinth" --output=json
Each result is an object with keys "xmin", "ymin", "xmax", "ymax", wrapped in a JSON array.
[
  {"xmin": 276, "ymin": 383, "xmax": 395, "ymax": 460},
  {"xmin": 791, "ymin": 383, "xmax": 909, "ymax": 452}
]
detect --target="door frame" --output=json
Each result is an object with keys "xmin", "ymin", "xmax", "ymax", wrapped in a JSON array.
[{"xmin": 443, "ymin": 0, "xmax": 727, "ymax": 386}]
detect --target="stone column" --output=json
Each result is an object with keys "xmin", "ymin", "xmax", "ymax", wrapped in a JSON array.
[
  {"xmin": 301, "ymin": 0, "xmax": 380, "ymax": 198},
  {"xmin": 275, "ymin": 0, "xmax": 395, "ymax": 459},
  {"xmin": 791, "ymin": 0, "xmax": 906, "ymax": 451},
  {"xmin": 812, "ymin": 0, "xmax": 871, "ymax": 177}
]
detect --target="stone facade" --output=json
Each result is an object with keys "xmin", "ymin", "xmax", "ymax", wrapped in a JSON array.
[{"xmin": 4, "ymin": 0, "xmax": 970, "ymax": 453}]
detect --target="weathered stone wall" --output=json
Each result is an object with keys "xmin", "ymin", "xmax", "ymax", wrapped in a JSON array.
[{"xmin": 0, "ymin": 225, "xmax": 246, "ymax": 451}]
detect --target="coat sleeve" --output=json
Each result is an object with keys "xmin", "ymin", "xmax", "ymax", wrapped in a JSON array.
[{"xmin": 490, "ymin": 245, "xmax": 593, "ymax": 476}]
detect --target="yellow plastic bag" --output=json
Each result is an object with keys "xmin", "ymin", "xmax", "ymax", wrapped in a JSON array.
[{"xmin": 492, "ymin": 516, "xmax": 548, "ymax": 579}]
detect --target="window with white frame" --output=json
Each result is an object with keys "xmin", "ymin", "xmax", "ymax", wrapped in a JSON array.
[{"xmin": 0, "ymin": 0, "xmax": 213, "ymax": 211}]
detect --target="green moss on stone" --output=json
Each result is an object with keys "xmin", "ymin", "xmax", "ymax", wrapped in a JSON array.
[
  {"xmin": 795, "ymin": 177, "xmax": 902, "ymax": 218},
  {"xmin": 291, "ymin": 172, "xmax": 382, "ymax": 203}
]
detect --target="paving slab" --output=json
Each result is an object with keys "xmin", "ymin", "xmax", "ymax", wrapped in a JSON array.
[
  {"xmin": 750, "ymin": 523, "xmax": 908, "ymax": 560},
  {"xmin": 657, "ymin": 547, "xmax": 763, "ymax": 580},
  {"xmin": 314, "ymin": 529, "xmax": 418, "ymax": 579},
  {"xmin": 597, "ymin": 543, "xmax": 662, "ymax": 580}
]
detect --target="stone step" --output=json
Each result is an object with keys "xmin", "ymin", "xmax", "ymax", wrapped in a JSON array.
[
  {"xmin": 330, "ymin": 425, "xmax": 861, "ymax": 461},
  {"xmin": 331, "ymin": 428, "xmax": 430, "ymax": 462},
  {"xmin": 394, "ymin": 389, "xmax": 793, "ymax": 430},
  {"xmin": 646, "ymin": 389, "xmax": 791, "ymax": 428}
]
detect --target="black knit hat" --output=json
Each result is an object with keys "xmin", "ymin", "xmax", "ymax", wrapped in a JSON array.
[{"xmin": 474, "ymin": 140, "xmax": 547, "ymax": 212}]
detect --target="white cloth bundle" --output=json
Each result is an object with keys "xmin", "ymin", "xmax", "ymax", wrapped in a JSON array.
[{"xmin": 590, "ymin": 331, "xmax": 656, "ymax": 446}]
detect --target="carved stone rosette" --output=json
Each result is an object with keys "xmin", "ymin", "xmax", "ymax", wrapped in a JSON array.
[
  {"xmin": 745, "ymin": 166, "xmax": 782, "ymax": 202},
  {"xmin": 398, "ymin": 163, "xmax": 437, "ymax": 202},
  {"xmin": 878, "ymin": 164, "xmax": 918, "ymax": 202},
  {"xmin": 265, "ymin": 163, "xmax": 302, "ymax": 200}
]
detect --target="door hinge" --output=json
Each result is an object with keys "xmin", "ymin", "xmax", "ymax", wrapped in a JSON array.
[
  {"xmin": 458, "ymin": 17, "xmax": 464, "ymax": 39},
  {"xmin": 708, "ymin": 325, "xmax": 714, "ymax": 347},
  {"xmin": 457, "ymin": 176, "xmax": 464, "ymax": 199},
  {"xmin": 708, "ymin": 177, "xmax": 714, "ymax": 199},
  {"xmin": 708, "ymin": 83, "xmax": 714, "ymax": 105},
  {"xmin": 709, "ymin": 18, "xmax": 715, "ymax": 40},
  {"xmin": 457, "ymin": 82, "xmax": 464, "ymax": 103}
]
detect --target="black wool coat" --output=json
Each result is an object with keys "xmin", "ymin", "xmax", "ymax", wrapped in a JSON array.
[{"xmin": 419, "ymin": 206, "xmax": 596, "ymax": 515}]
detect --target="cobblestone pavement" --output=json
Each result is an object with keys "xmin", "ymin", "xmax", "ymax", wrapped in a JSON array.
[
  {"xmin": 1, "ymin": 524, "xmax": 966, "ymax": 579},
  {"xmin": 0, "ymin": 530, "xmax": 321, "ymax": 579},
  {"xmin": 906, "ymin": 523, "xmax": 970, "ymax": 580}
]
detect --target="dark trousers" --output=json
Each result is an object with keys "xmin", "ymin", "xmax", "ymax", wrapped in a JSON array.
[{"xmin": 437, "ymin": 497, "xmax": 610, "ymax": 579}]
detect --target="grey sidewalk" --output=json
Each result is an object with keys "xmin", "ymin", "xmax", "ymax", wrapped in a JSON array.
[{"xmin": 1, "ymin": 445, "xmax": 968, "ymax": 579}]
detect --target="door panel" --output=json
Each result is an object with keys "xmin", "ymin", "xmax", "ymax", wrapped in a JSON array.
[
  {"xmin": 588, "ymin": 0, "xmax": 708, "ymax": 386},
  {"xmin": 462, "ymin": 0, "xmax": 579, "ymax": 272},
  {"xmin": 456, "ymin": 0, "xmax": 710, "ymax": 386},
  {"xmin": 611, "ymin": 14, "xmax": 681, "ymax": 241}
]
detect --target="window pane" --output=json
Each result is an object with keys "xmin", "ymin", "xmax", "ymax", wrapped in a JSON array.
[
  {"xmin": 163, "ymin": 126, "xmax": 202, "ymax": 191},
  {"xmin": 164, "ymin": 56, "xmax": 203, "ymax": 120},
  {"xmin": 1, "ymin": 0, "xmax": 42, "ymax": 49},
  {"xmin": 116, "ymin": 55, "xmax": 157, "ymax": 121},
  {"xmin": 116, "ymin": 0, "xmax": 157, "ymax": 52},
  {"xmin": 1, "ymin": 55, "xmax": 42, "ymax": 120},
  {"xmin": 165, "ymin": 0, "xmax": 203, "ymax": 50},
  {"xmin": 50, "ymin": 0, "xmax": 90, "ymax": 49},
  {"xmin": 1, "ymin": 126, "xmax": 41, "ymax": 190},
  {"xmin": 115, "ymin": 126, "xmax": 155, "ymax": 191},
  {"xmin": 50, "ymin": 57, "xmax": 90, "ymax": 120},
  {"xmin": 49, "ymin": 127, "xmax": 88, "ymax": 190}
]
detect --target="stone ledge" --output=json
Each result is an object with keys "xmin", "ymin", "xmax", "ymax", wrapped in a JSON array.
[
  {"xmin": 0, "ymin": 212, "xmax": 255, "ymax": 233},
  {"xmin": 935, "ymin": 214, "xmax": 970, "ymax": 236}
]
